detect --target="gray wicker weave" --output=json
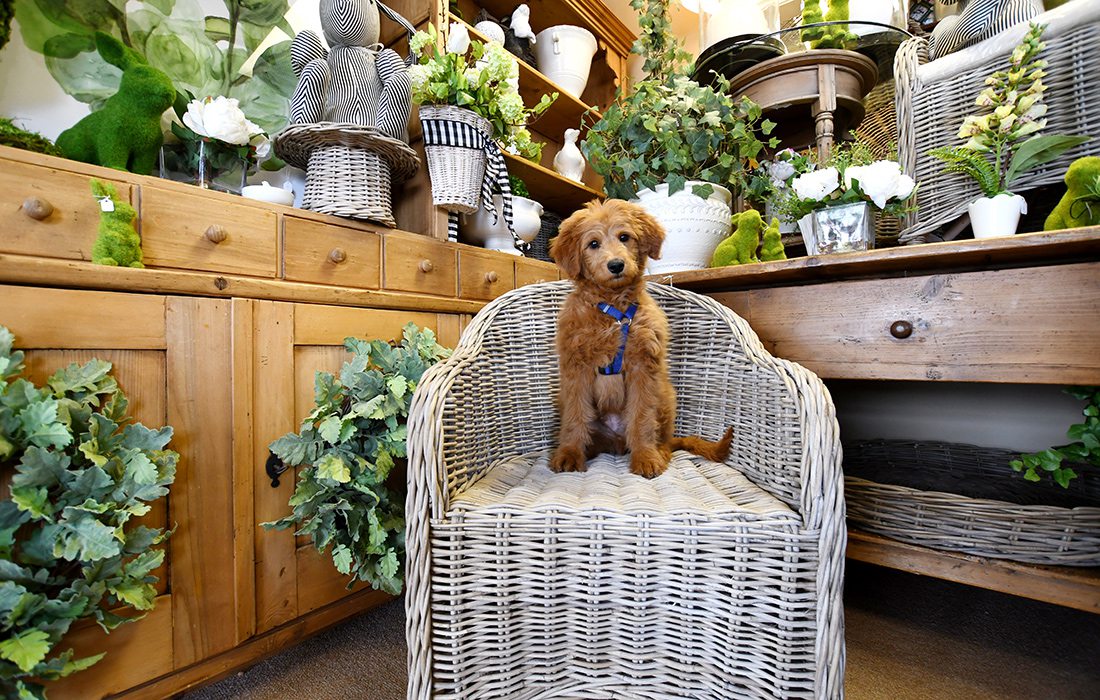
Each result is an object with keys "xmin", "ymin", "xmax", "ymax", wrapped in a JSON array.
[
  {"xmin": 844, "ymin": 440, "xmax": 1100, "ymax": 566},
  {"xmin": 894, "ymin": 3, "xmax": 1100, "ymax": 244},
  {"xmin": 405, "ymin": 281, "xmax": 846, "ymax": 699}
]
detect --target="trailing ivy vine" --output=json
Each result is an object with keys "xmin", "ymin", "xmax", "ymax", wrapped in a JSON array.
[
  {"xmin": 1011, "ymin": 387, "xmax": 1100, "ymax": 488},
  {"xmin": 0, "ymin": 326, "xmax": 178, "ymax": 699}
]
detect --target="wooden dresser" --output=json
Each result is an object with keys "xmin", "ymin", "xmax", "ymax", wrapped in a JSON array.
[
  {"xmin": 0, "ymin": 145, "xmax": 560, "ymax": 698},
  {"xmin": 666, "ymin": 230, "xmax": 1100, "ymax": 614}
]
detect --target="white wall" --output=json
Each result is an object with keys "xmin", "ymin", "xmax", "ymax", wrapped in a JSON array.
[{"xmin": 0, "ymin": 19, "xmax": 89, "ymax": 140}]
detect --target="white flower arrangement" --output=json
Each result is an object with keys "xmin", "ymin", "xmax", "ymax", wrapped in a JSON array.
[
  {"xmin": 182, "ymin": 96, "xmax": 268, "ymax": 152},
  {"xmin": 779, "ymin": 156, "xmax": 916, "ymax": 220}
]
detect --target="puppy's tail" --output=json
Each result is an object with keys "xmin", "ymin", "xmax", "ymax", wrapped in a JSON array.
[{"xmin": 669, "ymin": 426, "xmax": 733, "ymax": 463}]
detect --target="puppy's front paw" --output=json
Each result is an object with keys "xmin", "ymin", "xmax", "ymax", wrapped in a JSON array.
[
  {"xmin": 629, "ymin": 446, "xmax": 670, "ymax": 479},
  {"xmin": 550, "ymin": 446, "xmax": 588, "ymax": 473}
]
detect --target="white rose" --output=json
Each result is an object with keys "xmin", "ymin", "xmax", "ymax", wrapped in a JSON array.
[
  {"xmin": 252, "ymin": 135, "xmax": 271, "ymax": 160},
  {"xmin": 446, "ymin": 22, "xmax": 470, "ymax": 55},
  {"xmin": 845, "ymin": 160, "xmax": 915, "ymax": 209},
  {"xmin": 792, "ymin": 167, "xmax": 840, "ymax": 202},
  {"xmin": 184, "ymin": 96, "xmax": 264, "ymax": 146}
]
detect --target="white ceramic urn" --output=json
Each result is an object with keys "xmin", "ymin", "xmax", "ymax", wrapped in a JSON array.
[
  {"xmin": 632, "ymin": 182, "xmax": 733, "ymax": 274},
  {"xmin": 461, "ymin": 195, "xmax": 544, "ymax": 255},
  {"xmin": 968, "ymin": 193, "xmax": 1027, "ymax": 239},
  {"xmin": 534, "ymin": 25, "xmax": 597, "ymax": 98}
]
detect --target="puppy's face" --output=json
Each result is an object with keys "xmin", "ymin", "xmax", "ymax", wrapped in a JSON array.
[{"xmin": 550, "ymin": 199, "xmax": 665, "ymax": 288}]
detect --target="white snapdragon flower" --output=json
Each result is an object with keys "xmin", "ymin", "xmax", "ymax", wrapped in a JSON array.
[
  {"xmin": 183, "ymin": 96, "xmax": 264, "ymax": 145},
  {"xmin": 791, "ymin": 167, "xmax": 840, "ymax": 202},
  {"xmin": 446, "ymin": 22, "xmax": 470, "ymax": 55},
  {"xmin": 845, "ymin": 160, "xmax": 915, "ymax": 209}
]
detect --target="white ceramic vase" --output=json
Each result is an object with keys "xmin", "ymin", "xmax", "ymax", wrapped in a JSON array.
[
  {"xmin": 632, "ymin": 182, "xmax": 733, "ymax": 274},
  {"xmin": 461, "ymin": 195, "xmax": 544, "ymax": 255},
  {"xmin": 534, "ymin": 25, "xmax": 597, "ymax": 98},
  {"xmin": 969, "ymin": 193, "xmax": 1027, "ymax": 239}
]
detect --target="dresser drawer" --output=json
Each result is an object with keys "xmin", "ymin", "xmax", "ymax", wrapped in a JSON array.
[
  {"xmin": 283, "ymin": 217, "xmax": 381, "ymax": 288},
  {"xmin": 0, "ymin": 160, "xmax": 133, "ymax": 261},
  {"xmin": 383, "ymin": 235, "xmax": 456, "ymax": 296},
  {"xmin": 515, "ymin": 258, "xmax": 558, "ymax": 287},
  {"xmin": 139, "ymin": 185, "xmax": 278, "ymax": 277},
  {"xmin": 459, "ymin": 249, "xmax": 515, "ymax": 301},
  {"xmin": 722, "ymin": 263, "xmax": 1100, "ymax": 384}
]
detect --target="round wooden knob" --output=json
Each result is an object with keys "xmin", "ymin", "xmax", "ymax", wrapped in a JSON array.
[
  {"xmin": 485, "ymin": 270, "xmax": 499, "ymax": 284},
  {"xmin": 890, "ymin": 320, "xmax": 913, "ymax": 339},
  {"xmin": 204, "ymin": 225, "xmax": 228, "ymax": 244},
  {"xmin": 418, "ymin": 259, "xmax": 434, "ymax": 274},
  {"xmin": 328, "ymin": 248, "xmax": 347, "ymax": 264},
  {"xmin": 22, "ymin": 197, "xmax": 53, "ymax": 221}
]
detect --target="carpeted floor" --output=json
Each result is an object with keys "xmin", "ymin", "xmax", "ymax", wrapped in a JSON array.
[{"xmin": 185, "ymin": 561, "xmax": 1100, "ymax": 700}]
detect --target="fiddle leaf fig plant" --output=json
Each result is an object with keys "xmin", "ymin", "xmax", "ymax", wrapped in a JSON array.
[
  {"xmin": 264, "ymin": 324, "xmax": 450, "ymax": 596},
  {"xmin": 0, "ymin": 326, "xmax": 178, "ymax": 699},
  {"xmin": 1010, "ymin": 386, "xmax": 1100, "ymax": 488}
]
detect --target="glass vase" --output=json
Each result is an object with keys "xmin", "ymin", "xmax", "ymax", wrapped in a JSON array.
[
  {"xmin": 799, "ymin": 201, "xmax": 874, "ymax": 255},
  {"xmin": 159, "ymin": 140, "xmax": 249, "ymax": 194}
]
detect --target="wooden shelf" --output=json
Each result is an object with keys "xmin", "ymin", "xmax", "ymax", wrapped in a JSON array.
[
  {"xmin": 847, "ymin": 530, "xmax": 1100, "ymax": 614},
  {"xmin": 451, "ymin": 13, "xmax": 603, "ymax": 139},
  {"xmin": 503, "ymin": 150, "xmax": 602, "ymax": 215}
]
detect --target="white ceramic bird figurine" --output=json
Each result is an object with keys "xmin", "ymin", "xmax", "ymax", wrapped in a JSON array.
[
  {"xmin": 510, "ymin": 4, "xmax": 537, "ymax": 45},
  {"xmin": 553, "ymin": 128, "xmax": 586, "ymax": 183}
]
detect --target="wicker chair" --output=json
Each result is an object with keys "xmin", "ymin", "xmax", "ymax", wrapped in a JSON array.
[{"xmin": 405, "ymin": 281, "xmax": 846, "ymax": 700}]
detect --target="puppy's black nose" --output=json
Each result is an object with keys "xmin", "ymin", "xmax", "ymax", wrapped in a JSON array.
[{"xmin": 607, "ymin": 259, "xmax": 625, "ymax": 274}]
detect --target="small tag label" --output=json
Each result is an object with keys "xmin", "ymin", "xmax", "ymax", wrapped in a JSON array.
[{"xmin": 98, "ymin": 196, "xmax": 115, "ymax": 213}]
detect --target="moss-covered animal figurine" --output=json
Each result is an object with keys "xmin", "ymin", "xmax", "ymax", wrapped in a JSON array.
[
  {"xmin": 90, "ymin": 179, "xmax": 143, "ymax": 268},
  {"xmin": 759, "ymin": 216, "xmax": 786, "ymax": 262},
  {"xmin": 56, "ymin": 33, "xmax": 176, "ymax": 174},
  {"xmin": 1044, "ymin": 156, "xmax": 1100, "ymax": 231},
  {"xmin": 711, "ymin": 210, "xmax": 765, "ymax": 267}
]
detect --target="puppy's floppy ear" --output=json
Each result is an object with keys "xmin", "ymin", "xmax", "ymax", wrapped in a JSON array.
[
  {"xmin": 550, "ymin": 210, "xmax": 587, "ymax": 280},
  {"xmin": 630, "ymin": 203, "xmax": 666, "ymax": 261}
]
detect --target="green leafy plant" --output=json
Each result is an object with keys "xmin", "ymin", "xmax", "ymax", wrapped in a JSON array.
[
  {"xmin": 0, "ymin": 117, "xmax": 63, "ymax": 157},
  {"xmin": 928, "ymin": 23, "xmax": 1090, "ymax": 198},
  {"xmin": 0, "ymin": 326, "xmax": 178, "ymax": 699},
  {"xmin": 1010, "ymin": 387, "xmax": 1099, "ymax": 488},
  {"xmin": 263, "ymin": 324, "xmax": 450, "ymax": 596},
  {"xmin": 743, "ymin": 147, "xmax": 815, "ymax": 207},
  {"xmin": 408, "ymin": 23, "xmax": 556, "ymax": 162},
  {"xmin": 13, "ymin": 0, "xmax": 296, "ymax": 134},
  {"xmin": 1, "ymin": 0, "xmax": 13, "ymax": 51},
  {"xmin": 581, "ymin": 0, "xmax": 777, "ymax": 201},
  {"xmin": 508, "ymin": 174, "xmax": 529, "ymax": 198},
  {"xmin": 800, "ymin": 0, "xmax": 858, "ymax": 50}
]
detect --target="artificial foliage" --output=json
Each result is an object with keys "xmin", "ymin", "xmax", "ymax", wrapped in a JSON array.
[
  {"xmin": 582, "ymin": 0, "xmax": 777, "ymax": 201},
  {"xmin": 711, "ymin": 211, "xmax": 763, "ymax": 266},
  {"xmin": 0, "ymin": 326, "xmax": 178, "ymax": 699},
  {"xmin": 759, "ymin": 218, "xmax": 786, "ymax": 261},
  {"xmin": 0, "ymin": 117, "xmax": 62, "ymax": 157},
  {"xmin": 928, "ymin": 23, "xmax": 1090, "ymax": 198},
  {"xmin": 89, "ymin": 179, "xmax": 143, "ymax": 268},
  {"xmin": 1044, "ymin": 156, "xmax": 1100, "ymax": 231},
  {"xmin": 800, "ymin": 0, "xmax": 858, "ymax": 50},
  {"xmin": 1, "ymin": 0, "xmax": 13, "ymax": 51},
  {"xmin": 1010, "ymin": 387, "xmax": 1100, "ymax": 488},
  {"xmin": 264, "ymin": 325, "xmax": 451, "ymax": 595}
]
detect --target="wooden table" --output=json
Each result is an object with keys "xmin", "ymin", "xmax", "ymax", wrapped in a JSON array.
[{"xmin": 662, "ymin": 229, "xmax": 1100, "ymax": 613}]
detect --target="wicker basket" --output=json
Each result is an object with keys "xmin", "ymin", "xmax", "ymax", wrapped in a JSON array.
[
  {"xmin": 844, "ymin": 439, "xmax": 1100, "ymax": 566},
  {"xmin": 419, "ymin": 105, "xmax": 492, "ymax": 214},
  {"xmin": 894, "ymin": 3, "xmax": 1100, "ymax": 244},
  {"xmin": 528, "ymin": 209, "xmax": 562, "ymax": 262},
  {"xmin": 855, "ymin": 81, "xmax": 901, "ymax": 248}
]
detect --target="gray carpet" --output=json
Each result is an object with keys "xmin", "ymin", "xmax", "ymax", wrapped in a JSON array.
[{"xmin": 186, "ymin": 562, "xmax": 1100, "ymax": 699}]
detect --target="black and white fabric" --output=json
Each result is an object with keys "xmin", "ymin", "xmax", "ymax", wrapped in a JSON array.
[
  {"xmin": 377, "ymin": 0, "xmax": 417, "ymax": 67},
  {"xmin": 447, "ymin": 211, "xmax": 460, "ymax": 243},
  {"xmin": 928, "ymin": 0, "xmax": 1044, "ymax": 60},
  {"xmin": 422, "ymin": 117, "xmax": 527, "ymax": 252}
]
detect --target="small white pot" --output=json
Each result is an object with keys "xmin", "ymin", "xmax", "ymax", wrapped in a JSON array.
[
  {"xmin": 632, "ymin": 181, "xmax": 733, "ymax": 274},
  {"xmin": 461, "ymin": 195, "xmax": 544, "ymax": 255},
  {"xmin": 968, "ymin": 193, "xmax": 1027, "ymax": 239},
  {"xmin": 534, "ymin": 25, "xmax": 597, "ymax": 99}
]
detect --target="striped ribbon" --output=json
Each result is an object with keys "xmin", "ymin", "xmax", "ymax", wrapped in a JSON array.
[{"xmin": 422, "ymin": 116, "xmax": 527, "ymax": 252}]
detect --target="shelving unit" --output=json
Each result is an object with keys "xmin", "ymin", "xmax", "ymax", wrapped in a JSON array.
[{"xmin": 503, "ymin": 150, "xmax": 603, "ymax": 213}]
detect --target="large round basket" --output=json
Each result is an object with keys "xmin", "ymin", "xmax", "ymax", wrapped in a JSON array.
[
  {"xmin": 419, "ymin": 105, "xmax": 492, "ymax": 214},
  {"xmin": 273, "ymin": 123, "xmax": 419, "ymax": 228},
  {"xmin": 844, "ymin": 440, "xmax": 1100, "ymax": 566}
]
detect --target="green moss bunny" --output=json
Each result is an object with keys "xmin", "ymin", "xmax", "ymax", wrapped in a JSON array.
[{"xmin": 90, "ymin": 179, "xmax": 143, "ymax": 268}]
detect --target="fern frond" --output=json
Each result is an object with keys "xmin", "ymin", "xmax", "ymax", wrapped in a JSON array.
[{"xmin": 928, "ymin": 146, "xmax": 1002, "ymax": 197}]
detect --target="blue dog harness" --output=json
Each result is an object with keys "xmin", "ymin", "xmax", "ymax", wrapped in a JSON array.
[{"xmin": 596, "ymin": 302, "xmax": 637, "ymax": 375}]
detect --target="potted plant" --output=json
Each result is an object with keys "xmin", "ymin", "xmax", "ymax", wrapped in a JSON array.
[
  {"xmin": 581, "ymin": 0, "xmax": 777, "ymax": 274},
  {"xmin": 929, "ymin": 23, "xmax": 1089, "ymax": 239},
  {"xmin": 777, "ymin": 141, "xmax": 916, "ymax": 254},
  {"xmin": 744, "ymin": 148, "xmax": 816, "ymax": 235},
  {"xmin": 409, "ymin": 23, "xmax": 556, "ymax": 214},
  {"xmin": 162, "ymin": 94, "xmax": 271, "ymax": 194}
]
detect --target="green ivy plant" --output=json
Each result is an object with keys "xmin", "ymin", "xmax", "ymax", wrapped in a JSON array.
[
  {"xmin": 1010, "ymin": 387, "xmax": 1099, "ymax": 488},
  {"xmin": 928, "ymin": 23, "xmax": 1089, "ymax": 199},
  {"xmin": 264, "ymin": 324, "xmax": 450, "ymax": 596},
  {"xmin": 581, "ymin": 0, "xmax": 777, "ymax": 201},
  {"xmin": 13, "ymin": 0, "xmax": 296, "ymax": 134},
  {"xmin": 0, "ymin": 326, "xmax": 178, "ymax": 699}
]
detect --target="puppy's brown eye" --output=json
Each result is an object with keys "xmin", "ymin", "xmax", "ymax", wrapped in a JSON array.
[
  {"xmin": 588, "ymin": 240, "xmax": 600, "ymax": 249},
  {"xmin": 618, "ymin": 233, "xmax": 630, "ymax": 243}
]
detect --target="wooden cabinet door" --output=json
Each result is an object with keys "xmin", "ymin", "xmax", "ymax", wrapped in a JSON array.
[
  {"xmin": 0, "ymin": 286, "xmax": 250, "ymax": 698},
  {"xmin": 252, "ymin": 302, "xmax": 465, "ymax": 633}
]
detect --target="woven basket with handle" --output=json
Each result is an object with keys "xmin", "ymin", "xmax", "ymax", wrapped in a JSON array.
[{"xmin": 419, "ymin": 105, "xmax": 492, "ymax": 214}]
